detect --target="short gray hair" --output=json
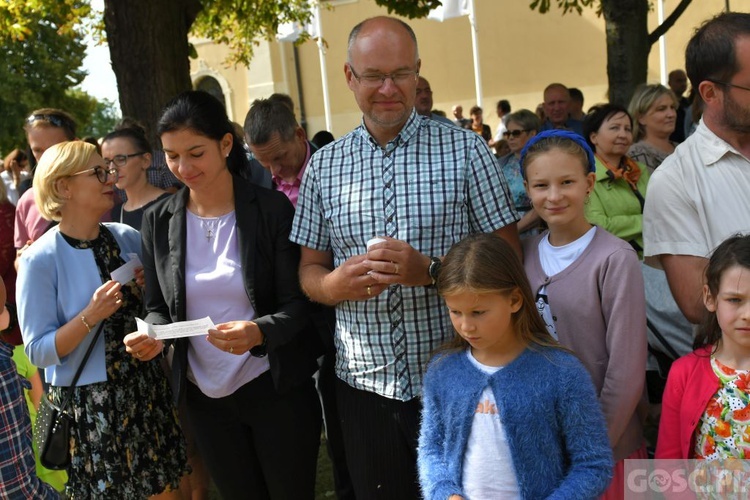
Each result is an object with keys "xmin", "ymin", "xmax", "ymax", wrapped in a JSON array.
[{"xmin": 244, "ymin": 95, "xmax": 299, "ymax": 145}]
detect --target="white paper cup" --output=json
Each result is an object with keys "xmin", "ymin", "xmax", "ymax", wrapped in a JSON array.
[{"xmin": 366, "ymin": 237, "xmax": 386, "ymax": 250}]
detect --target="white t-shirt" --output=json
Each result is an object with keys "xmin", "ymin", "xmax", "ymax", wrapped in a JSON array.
[
  {"xmin": 461, "ymin": 349, "xmax": 521, "ymax": 500},
  {"xmin": 1, "ymin": 170, "xmax": 30, "ymax": 206},
  {"xmin": 493, "ymin": 117, "xmax": 509, "ymax": 143},
  {"xmin": 536, "ymin": 227, "xmax": 597, "ymax": 338}
]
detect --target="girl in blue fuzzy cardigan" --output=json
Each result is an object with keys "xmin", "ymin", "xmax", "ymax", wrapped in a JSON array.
[{"xmin": 418, "ymin": 233, "xmax": 614, "ymax": 500}]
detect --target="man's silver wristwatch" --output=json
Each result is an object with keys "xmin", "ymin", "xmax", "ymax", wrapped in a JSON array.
[{"xmin": 428, "ymin": 256, "xmax": 441, "ymax": 286}]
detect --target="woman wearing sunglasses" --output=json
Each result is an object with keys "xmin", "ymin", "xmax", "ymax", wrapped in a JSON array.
[
  {"xmin": 497, "ymin": 109, "xmax": 542, "ymax": 236},
  {"xmin": 102, "ymin": 120, "xmax": 170, "ymax": 231},
  {"xmin": 16, "ymin": 141, "xmax": 188, "ymax": 499}
]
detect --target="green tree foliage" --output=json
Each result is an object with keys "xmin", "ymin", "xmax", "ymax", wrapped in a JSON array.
[
  {"xmin": 192, "ymin": 0, "xmax": 315, "ymax": 66},
  {"xmin": 0, "ymin": 0, "xmax": 110, "ymax": 153},
  {"xmin": 82, "ymin": 98, "xmax": 121, "ymax": 140},
  {"xmin": 372, "ymin": 0, "xmax": 442, "ymax": 19}
]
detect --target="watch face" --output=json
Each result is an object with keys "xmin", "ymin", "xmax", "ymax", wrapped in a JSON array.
[{"xmin": 429, "ymin": 257, "xmax": 441, "ymax": 280}]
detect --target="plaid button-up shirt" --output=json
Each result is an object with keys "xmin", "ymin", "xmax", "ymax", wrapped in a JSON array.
[
  {"xmin": 291, "ymin": 111, "xmax": 518, "ymax": 400},
  {"xmin": 0, "ymin": 340, "xmax": 59, "ymax": 499}
]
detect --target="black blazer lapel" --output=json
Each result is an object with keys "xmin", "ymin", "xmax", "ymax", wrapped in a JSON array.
[
  {"xmin": 167, "ymin": 189, "xmax": 189, "ymax": 322},
  {"xmin": 234, "ymin": 175, "xmax": 258, "ymax": 309}
]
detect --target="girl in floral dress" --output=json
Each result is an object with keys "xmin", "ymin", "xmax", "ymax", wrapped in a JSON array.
[{"xmin": 657, "ymin": 234, "xmax": 750, "ymax": 460}]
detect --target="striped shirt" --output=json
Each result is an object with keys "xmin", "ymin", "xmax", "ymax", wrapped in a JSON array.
[{"xmin": 291, "ymin": 111, "xmax": 518, "ymax": 401}]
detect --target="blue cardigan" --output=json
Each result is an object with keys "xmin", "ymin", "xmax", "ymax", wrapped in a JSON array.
[
  {"xmin": 17, "ymin": 223, "xmax": 141, "ymax": 386},
  {"xmin": 418, "ymin": 347, "xmax": 613, "ymax": 500}
]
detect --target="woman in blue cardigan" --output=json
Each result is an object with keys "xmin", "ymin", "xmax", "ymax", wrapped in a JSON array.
[
  {"xmin": 17, "ymin": 141, "xmax": 188, "ymax": 499},
  {"xmin": 418, "ymin": 233, "xmax": 613, "ymax": 499}
]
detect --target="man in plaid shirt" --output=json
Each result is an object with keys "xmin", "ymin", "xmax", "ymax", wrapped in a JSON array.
[{"xmin": 290, "ymin": 16, "xmax": 520, "ymax": 498}]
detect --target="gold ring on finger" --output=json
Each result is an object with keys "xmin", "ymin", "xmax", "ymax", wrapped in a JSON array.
[
  {"xmin": 136, "ymin": 352, "xmax": 142, "ymax": 358},
  {"xmin": 394, "ymin": 264, "xmax": 399, "ymax": 275},
  {"xmin": 229, "ymin": 346, "xmax": 234, "ymax": 354},
  {"xmin": 367, "ymin": 285, "xmax": 372, "ymax": 296}
]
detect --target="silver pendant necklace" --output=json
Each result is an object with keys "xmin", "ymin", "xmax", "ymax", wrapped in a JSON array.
[{"xmin": 200, "ymin": 218, "xmax": 219, "ymax": 241}]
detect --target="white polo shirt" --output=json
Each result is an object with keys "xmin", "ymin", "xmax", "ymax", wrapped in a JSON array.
[{"xmin": 643, "ymin": 119, "xmax": 750, "ymax": 266}]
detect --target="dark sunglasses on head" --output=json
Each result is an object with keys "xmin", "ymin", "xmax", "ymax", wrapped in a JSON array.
[
  {"xmin": 503, "ymin": 129, "xmax": 530, "ymax": 138},
  {"xmin": 26, "ymin": 114, "xmax": 76, "ymax": 134}
]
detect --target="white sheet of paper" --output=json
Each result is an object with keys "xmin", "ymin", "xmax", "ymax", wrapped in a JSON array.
[
  {"xmin": 136, "ymin": 316, "xmax": 216, "ymax": 340},
  {"xmin": 111, "ymin": 255, "xmax": 142, "ymax": 284}
]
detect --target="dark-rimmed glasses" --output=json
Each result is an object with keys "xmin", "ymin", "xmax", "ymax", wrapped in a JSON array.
[
  {"xmin": 503, "ymin": 129, "xmax": 530, "ymax": 138},
  {"xmin": 707, "ymin": 79, "xmax": 750, "ymax": 93},
  {"xmin": 349, "ymin": 65, "xmax": 419, "ymax": 88},
  {"xmin": 70, "ymin": 166, "xmax": 119, "ymax": 184},
  {"xmin": 103, "ymin": 152, "xmax": 147, "ymax": 168}
]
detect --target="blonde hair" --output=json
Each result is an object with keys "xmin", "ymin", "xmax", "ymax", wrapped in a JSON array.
[
  {"xmin": 628, "ymin": 84, "xmax": 678, "ymax": 142},
  {"xmin": 34, "ymin": 141, "xmax": 96, "ymax": 221}
]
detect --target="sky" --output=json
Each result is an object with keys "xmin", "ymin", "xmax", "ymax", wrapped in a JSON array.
[{"xmin": 79, "ymin": 0, "xmax": 120, "ymax": 107}]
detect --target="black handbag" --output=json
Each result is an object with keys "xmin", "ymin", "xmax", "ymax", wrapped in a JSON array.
[{"xmin": 34, "ymin": 322, "xmax": 104, "ymax": 470}]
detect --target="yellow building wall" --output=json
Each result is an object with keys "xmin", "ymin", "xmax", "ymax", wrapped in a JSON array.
[{"xmin": 190, "ymin": 0, "xmax": 737, "ymax": 139}]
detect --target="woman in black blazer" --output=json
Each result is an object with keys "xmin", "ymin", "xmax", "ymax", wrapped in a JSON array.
[{"xmin": 124, "ymin": 91, "xmax": 321, "ymax": 500}]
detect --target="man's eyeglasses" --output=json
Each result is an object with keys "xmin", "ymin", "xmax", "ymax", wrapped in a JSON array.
[
  {"xmin": 70, "ymin": 166, "xmax": 119, "ymax": 184},
  {"xmin": 26, "ymin": 114, "xmax": 76, "ymax": 134},
  {"xmin": 349, "ymin": 65, "xmax": 419, "ymax": 88},
  {"xmin": 103, "ymin": 152, "xmax": 147, "ymax": 168},
  {"xmin": 707, "ymin": 79, "xmax": 750, "ymax": 93},
  {"xmin": 503, "ymin": 129, "xmax": 530, "ymax": 138}
]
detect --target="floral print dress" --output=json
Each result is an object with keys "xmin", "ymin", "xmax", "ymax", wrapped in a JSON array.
[
  {"xmin": 695, "ymin": 357, "xmax": 750, "ymax": 460},
  {"xmin": 51, "ymin": 226, "xmax": 188, "ymax": 499}
]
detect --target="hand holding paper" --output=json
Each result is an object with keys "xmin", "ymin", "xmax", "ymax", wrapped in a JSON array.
[{"xmin": 136, "ymin": 316, "xmax": 216, "ymax": 340}]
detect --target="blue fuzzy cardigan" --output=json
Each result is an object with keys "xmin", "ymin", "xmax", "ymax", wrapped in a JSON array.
[{"xmin": 418, "ymin": 347, "xmax": 614, "ymax": 499}]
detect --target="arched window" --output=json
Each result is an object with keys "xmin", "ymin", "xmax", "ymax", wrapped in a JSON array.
[{"xmin": 195, "ymin": 76, "xmax": 226, "ymax": 108}]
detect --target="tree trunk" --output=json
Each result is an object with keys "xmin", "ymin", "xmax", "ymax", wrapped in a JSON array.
[
  {"xmin": 103, "ymin": 0, "xmax": 201, "ymax": 148},
  {"xmin": 601, "ymin": 0, "xmax": 650, "ymax": 106}
]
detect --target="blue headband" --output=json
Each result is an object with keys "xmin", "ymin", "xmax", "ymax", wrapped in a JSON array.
[{"xmin": 519, "ymin": 129, "xmax": 596, "ymax": 175}]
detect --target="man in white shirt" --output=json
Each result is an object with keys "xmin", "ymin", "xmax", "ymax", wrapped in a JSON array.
[
  {"xmin": 489, "ymin": 99, "xmax": 511, "ymax": 150},
  {"xmin": 643, "ymin": 12, "xmax": 750, "ymax": 324}
]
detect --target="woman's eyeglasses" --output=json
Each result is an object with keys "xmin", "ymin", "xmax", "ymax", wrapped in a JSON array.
[
  {"xmin": 103, "ymin": 152, "xmax": 147, "ymax": 168},
  {"xmin": 503, "ymin": 129, "xmax": 530, "ymax": 138},
  {"xmin": 70, "ymin": 166, "xmax": 119, "ymax": 184}
]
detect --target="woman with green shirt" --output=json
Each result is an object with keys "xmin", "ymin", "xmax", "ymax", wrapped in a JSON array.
[{"xmin": 583, "ymin": 104, "xmax": 650, "ymax": 258}]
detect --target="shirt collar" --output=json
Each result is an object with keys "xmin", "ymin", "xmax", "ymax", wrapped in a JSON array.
[
  {"xmin": 355, "ymin": 109, "xmax": 421, "ymax": 154},
  {"xmin": 694, "ymin": 119, "xmax": 746, "ymax": 166}
]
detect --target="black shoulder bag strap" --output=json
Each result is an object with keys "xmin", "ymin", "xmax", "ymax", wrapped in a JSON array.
[{"xmin": 57, "ymin": 322, "xmax": 106, "ymax": 409}]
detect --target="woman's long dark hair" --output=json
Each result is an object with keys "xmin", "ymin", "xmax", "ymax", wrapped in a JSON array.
[
  {"xmin": 694, "ymin": 234, "xmax": 750, "ymax": 351},
  {"xmin": 157, "ymin": 90, "xmax": 247, "ymax": 176}
]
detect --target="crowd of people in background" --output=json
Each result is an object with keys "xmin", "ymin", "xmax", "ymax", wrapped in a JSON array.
[{"xmin": 1, "ymin": 9, "xmax": 750, "ymax": 500}]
